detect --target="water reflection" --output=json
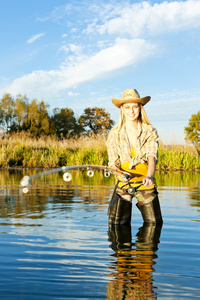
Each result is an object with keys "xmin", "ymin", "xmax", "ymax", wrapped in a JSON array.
[
  {"xmin": 0, "ymin": 170, "xmax": 199, "ymax": 299},
  {"xmin": 107, "ymin": 223, "xmax": 162, "ymax": 299},
  {"xmin": 155, "ymin": 171, "xmax": 200, "ymax": 188},
  {"xmin": 1, "ymin": 168, "xmax": 199, "ymax": 189},
  {"xmin": 0, "ymin": 187, "xmax": 113, "ymax": 222}
]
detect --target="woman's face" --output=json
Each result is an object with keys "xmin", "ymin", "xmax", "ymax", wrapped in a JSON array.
[{"xmin": 122, "ymin": 102, "xmax": 141, "ymax": 122}]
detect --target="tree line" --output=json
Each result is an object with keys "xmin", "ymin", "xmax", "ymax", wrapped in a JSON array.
[
  {"xmin": 1, "ymin": 93, "xmax": 199, "ymax": 155},
  {"xmin": 0, "ymin": 93, "xmax": 115, "ymax": 138}
]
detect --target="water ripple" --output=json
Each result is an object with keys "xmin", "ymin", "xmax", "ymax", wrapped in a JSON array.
[{"xmin": 0, "ymin": 175, "xmax": 199, "ymax": 299}]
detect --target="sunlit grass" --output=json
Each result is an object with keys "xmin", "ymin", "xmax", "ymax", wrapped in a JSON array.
[
  {"xmin": 0, "ymin": 131, "xmax": 108, "ymax": 168},
  {"xmin": 0, "ymin": 131, "xmax": 199, "ymax": 170},
  {"xmin": 157, "ymin": 142, "xmax": 199, "ymax": 170}
]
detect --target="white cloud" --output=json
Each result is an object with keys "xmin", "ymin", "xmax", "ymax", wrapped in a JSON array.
[
  {"xmin": 1, "ymin": 38, "xmax": 156, "ymax": 99},
  {"xmin": 59, "ymin": 43, "xmax": 83, "ymax": 55},
  {"xmin": 68, "ymin": 91, "xmax": 79, "ymax": 97},
  {"xmin": 2, "ymin": 1, "xmax": 200, "ymax": 111},
  {"xmin": 59, "ymin": 45, "xmax": 69, "ymax": 53},
  {"xmin": 27, "ymin": 32, "xmax": 46, "ymax": 44},
  {"xmin": 87, "ymin": 0, "xmax": 200, "ymax": 37},
  {"xmin": 68, "ymin": 43, "xmax": 82, "ymax": 54}
]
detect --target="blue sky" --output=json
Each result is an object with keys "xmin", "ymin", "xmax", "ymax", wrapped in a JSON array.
[{"xmin": 0, "ymin": 0, "xmax": 200, "ymax": 143}]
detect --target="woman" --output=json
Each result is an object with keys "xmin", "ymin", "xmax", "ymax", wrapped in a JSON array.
[{"xmin": 107, "ymin": 88, "xmax": 163, "ymax": 225}]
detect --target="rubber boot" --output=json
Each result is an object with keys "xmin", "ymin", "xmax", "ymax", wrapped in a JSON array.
[
  {"xmin": 108, "ymin": 192, "xmax": 132, "ymax": 225},
  {"xmin": 137, "ymin": 195, "xmax": 163, "ymax": 224}
]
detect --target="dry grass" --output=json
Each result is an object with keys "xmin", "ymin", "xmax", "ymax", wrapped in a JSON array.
[
  {"xmin": 0, "ymin": 131, "xmax": 108, "ymax": 168},
  {"xmin": 1, "ymin": 131, "xmax": 107, "ymax": 150},
  {"xmin": 0, "ymin": 131, "xmax": 199, "ymax": 170}
]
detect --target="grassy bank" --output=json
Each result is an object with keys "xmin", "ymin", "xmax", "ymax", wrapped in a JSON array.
[
  {"xmin": 0, "ymin": 132, "xmax": 108, "ymax": 168},
  {"xmin": 0, "ymin": 132, "xmax": 199, "ymax": 170},
  {"xmin": 157, "ymin": 143, "xmax": 200, "ymax": 171}
]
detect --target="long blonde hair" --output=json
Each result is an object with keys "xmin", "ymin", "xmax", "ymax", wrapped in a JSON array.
[{"xmin": 108, "ymin": 103, "xmax": 151, "ymax": 137}]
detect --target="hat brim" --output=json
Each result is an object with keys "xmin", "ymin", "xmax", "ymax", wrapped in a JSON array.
[{"xmin": 112, "ymin": 96, "xmax": 151, "ymax": 108}]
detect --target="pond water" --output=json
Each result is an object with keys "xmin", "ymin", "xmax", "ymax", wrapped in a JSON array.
[{"xmin": 0, "ymin": 169, "xmax": 199, "ymax": 300}]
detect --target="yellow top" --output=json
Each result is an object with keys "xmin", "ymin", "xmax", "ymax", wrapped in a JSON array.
[{"xmin": 118, "ymin": 148, "xmax": 155, "ymax": 190}]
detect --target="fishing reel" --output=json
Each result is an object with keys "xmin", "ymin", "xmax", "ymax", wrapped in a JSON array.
[
  {"xmin": 126, "ymin": 186, "xmax": 137, "ymax": 195},
  {"xmin": 123, "ymin": 183, "xmax": 143, "ymax": 195}
]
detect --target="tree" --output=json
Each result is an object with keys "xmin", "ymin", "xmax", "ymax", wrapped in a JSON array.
[
  {"xmin": 0, "ymin": 93, "xmax": 15, "ymax": 132},
  {"xmin": 21, "ymin": 99, "xmax": 50, "ymax": 136},
  {"xmin": 37, "ymin": 100, "xmax": 50, "ymax": 135},
  {"xmin": 24, "ymin": 99, "xmax": 39, "ymax": 134},
  {"xmin": 13, "ymin": 94, "xmax": 28, "ymax": 130},
  {"xmin": 51, "ymin": 107, "xmax": 81, "ymax": 138},
  {"xmin": 79, "ymin": 107, "xmax": 114, "ymax": 134},
  {"xmin": 184, "ymin": 111, "xmax": 200, "ymax": 156}
]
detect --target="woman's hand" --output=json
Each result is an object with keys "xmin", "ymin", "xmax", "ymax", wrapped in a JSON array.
[
  {"xmin": 120, "ymin": 175, "xmax": 129, "ymax": 183},
  {"xmin": 143, "ymin": 176, "xmax": 154, "ymax": 187},
  {"xmin": 143, "ymin": 156, "xmax": 156, "ymax": 187},
  {"xmin": 109, "ymin": 164, "xmax": 129, "ymax": 182}
]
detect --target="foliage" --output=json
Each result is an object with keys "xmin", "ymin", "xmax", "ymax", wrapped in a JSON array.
[
  {"xmin": 0, "ymin": 94, "xmax": 114, "ymax": 139},
  {"xmin": 184, "ymin": 111, "xmax": 200, "ymax": 156},
  {"xmin": 50, "ymin": 107, "xmax": 82, "ymax": 138},
  {"xmin": 79, "ymin": 107, "xmax": 114, "ymax": 134},
  {"xmin": 0, "ymin": 131, "xmax": 108, "ymax": 168},
  {"xmin": 14, "ymin": 94, "xmax": 28, "ymax": 127},
  {"xmin": 22, "ymin": 99, "xmax": 50, "ymax": 135},
  {"xmin": 0, "ymin": 93, "xmax": 15, "ymax": 131},
  {"xmin": 0, "ymin": 94, "xmax": 51, "ymax": 136},
  {"xmin": 157, "ymin": 147, "xmax": 200, "ymax": 170}
]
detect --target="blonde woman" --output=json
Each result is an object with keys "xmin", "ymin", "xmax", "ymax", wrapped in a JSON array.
[{"xmin": 107, "ymin": 89, "xmax": 163, "ymax": 225}]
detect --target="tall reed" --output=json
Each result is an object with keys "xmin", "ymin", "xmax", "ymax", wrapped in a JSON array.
[
  {"xmin": 0, "ymin": 132, "xmax": 199, "ymax": 170},
  {"xmin": 157, "ymin": 142, "xmax": 200, "ymax": 170},
  {"xmin": 0, "ymin": 131, "xmax": 108, "ymax": 168}
]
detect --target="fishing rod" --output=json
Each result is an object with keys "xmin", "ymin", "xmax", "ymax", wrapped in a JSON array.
[{"xmin": 20, "ymin": 164, "xmax": 143, "ymax": 194}]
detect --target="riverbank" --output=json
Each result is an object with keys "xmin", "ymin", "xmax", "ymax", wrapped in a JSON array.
[{"xmin": 0, "ymin": 132, "xmax": 199, "ymax": 170}]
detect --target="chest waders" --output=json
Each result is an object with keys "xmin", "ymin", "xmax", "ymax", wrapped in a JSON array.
[
  {"xmin": 108, "ymin": 181, "xmax": 163, "ymax": 225},
  {"xmin": 108, "ymin": 180, "xmax": 132, "ymax": 225},
  {"xmin": 136, "ymin": 193, "xmax": 163, "ymax": 224}
]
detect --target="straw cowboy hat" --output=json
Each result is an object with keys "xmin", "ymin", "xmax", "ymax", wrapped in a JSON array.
[{"xmin": 112, "ymin": 89, "xmax": 151, "ymax": 108}]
